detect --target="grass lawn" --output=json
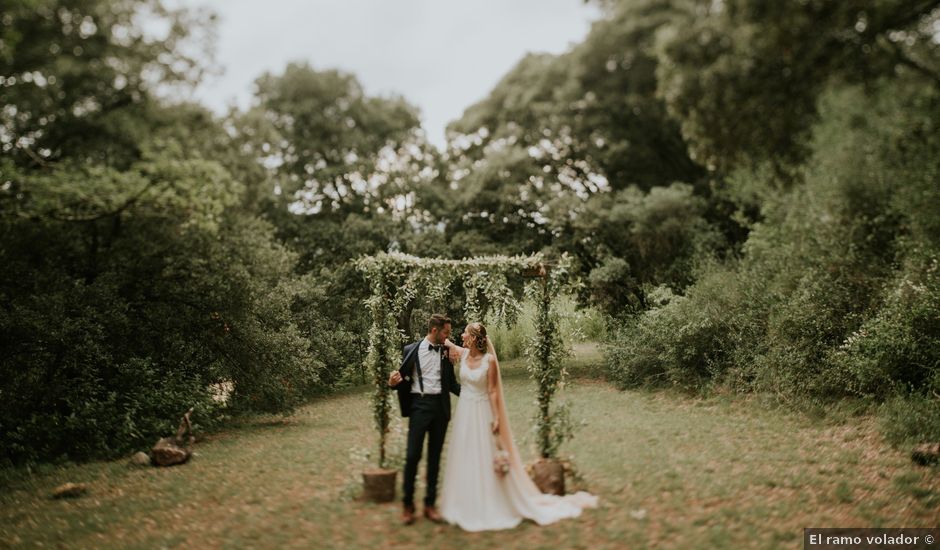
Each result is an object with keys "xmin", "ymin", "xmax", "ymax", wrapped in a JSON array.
[{"xmin": 2, "ymin": 343, "xmax": 938, "ymax": 549}]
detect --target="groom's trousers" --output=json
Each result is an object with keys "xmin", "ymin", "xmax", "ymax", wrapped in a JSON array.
[{"xmin": 403, "ymin": 394, "xmax": 448, "ymax": 508}]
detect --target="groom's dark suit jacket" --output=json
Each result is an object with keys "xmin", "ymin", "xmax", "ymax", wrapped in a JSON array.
[{"xmin": 395, "ymin": 340, "xmax": 461, "ymax": 421}]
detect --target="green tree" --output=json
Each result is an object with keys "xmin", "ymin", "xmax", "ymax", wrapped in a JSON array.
[
  {"xmin": 0, "ymin": 0, "xmax": 215, "ymax": 167},
  {"xmin": 440, "ymin": 1, "xmax": 732, "ymax": 315},
  {"xmin": 654, "ymin": 0, "xmax": 940, "ymax": 174},
  {"xmin": 0, "ymin": 1, "xmax": 320, "ymax": 463},
  {"xmin": 228, "ymin": 62, "xmax": 441, "ymax": 385}
]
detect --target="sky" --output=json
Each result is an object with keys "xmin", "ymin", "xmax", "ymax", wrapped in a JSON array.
[{"xmin": 173, "ymin": 0, "xmax": 601, "ymax": 149}]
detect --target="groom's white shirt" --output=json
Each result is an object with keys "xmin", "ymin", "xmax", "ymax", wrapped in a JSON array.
[{"xmin": 411, "ymin": 336, "xmax": 442, "ymax": 395}]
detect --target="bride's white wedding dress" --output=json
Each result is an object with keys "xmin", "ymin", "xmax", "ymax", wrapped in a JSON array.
[{"xmin": 438, "ymin": 348, "xmax": 598, "ymax": 532}]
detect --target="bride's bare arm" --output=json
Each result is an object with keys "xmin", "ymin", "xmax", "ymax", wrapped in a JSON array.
[
  {"xmin": 487, "ymin": 355, "xmax": 501, "ymax": 433},
  {"xmin": 444, "ymin": 338, "xmax": 465, "ymax": 362}
]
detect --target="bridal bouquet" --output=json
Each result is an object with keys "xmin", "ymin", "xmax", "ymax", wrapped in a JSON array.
[{"xmin": 493, "ymin": 446, "xmax": 511, "ymax": 477}]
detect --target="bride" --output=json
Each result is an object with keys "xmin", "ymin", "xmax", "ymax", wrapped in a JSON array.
[{"xmin": 438, "ymin": 322, "xmax": 598, "ymax": 532}]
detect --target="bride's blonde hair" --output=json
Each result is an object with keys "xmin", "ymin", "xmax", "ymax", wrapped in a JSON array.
[{"xmin": 466, "ymin": 322, "xmax": 488, "ymax": 353}]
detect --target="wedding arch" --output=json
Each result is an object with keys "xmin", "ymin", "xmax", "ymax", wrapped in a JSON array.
[{"xmin": 355, "ymin": 251, "xmax": 577, "ymax": 471}]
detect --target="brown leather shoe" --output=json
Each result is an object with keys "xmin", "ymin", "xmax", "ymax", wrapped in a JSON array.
[
  {"xmin": 423, "ymin": 505, "xmax": 445, "ymax": 524},
  {"xmin": 401, "ymin": 504, "xmax": 416, "ymax": 526}
]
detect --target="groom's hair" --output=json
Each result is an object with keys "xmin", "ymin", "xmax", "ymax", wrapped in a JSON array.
[{"xmin": 428, "ymin": 314, "xmax": 451, "ymax": 333}]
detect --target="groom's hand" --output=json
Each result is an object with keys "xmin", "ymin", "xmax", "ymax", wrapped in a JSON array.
[{"xmin": 388, "ymin": 371, "xmax": 402, "ymax": 387}]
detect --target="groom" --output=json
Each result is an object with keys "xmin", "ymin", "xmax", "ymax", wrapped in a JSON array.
[{"xmin": 387, "ymin": 313, "xmax": 461, "ymax": 525}]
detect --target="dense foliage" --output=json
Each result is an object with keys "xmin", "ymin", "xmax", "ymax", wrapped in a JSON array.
[
  {"xmin": 1, "ymin": 1, "xmax": 320, "ymax": 463},
  {"xmin": 599, "ymin": 0, "xmax": 940, "ymax": 444},
  {"xmin": 2, "ymin": 0, "xmax": 938, "ymax": 463}
]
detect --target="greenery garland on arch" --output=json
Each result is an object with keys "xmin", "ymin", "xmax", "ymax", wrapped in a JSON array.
[{"xmin": 355, "ymin": 251, "xmax": 576, "ymax": 468}]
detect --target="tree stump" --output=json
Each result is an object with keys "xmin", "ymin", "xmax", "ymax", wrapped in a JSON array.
[
  {"xmin": 912, "ymin": 443, "xmax": 940, "ymax": 466},
  {"xmin": 530, "ymin": 458, "xmax": 565, "ymax": 495},
  {"xmin": 151, "ymin": 407, "xmax": 195, "ymax": 467},
  {"xmin": 362, "ymin": 468, "xmax": 397, "ymax": 502}
]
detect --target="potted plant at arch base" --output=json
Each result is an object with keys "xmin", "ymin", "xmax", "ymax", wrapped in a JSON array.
[
  {"xmin": 362, "ymin": 365, "xmax": 398, "ymax": 502},
  {"xmin": 525, "ymin": 265, "xmax": 576, "ymax": 496},
  {"xmin": 528, "ymin": 403, "xmax": 574, "ymax": 495},
  {"xmin": 362, "ymin": 453, "xmax": 398, "ymax": 503}
]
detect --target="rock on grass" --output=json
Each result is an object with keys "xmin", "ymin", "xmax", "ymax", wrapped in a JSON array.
[
  {"xmin": 911, "ymin": 443, "xmax": 940, "ymax": 466},
  {"xmin": 51, "ymin": 483, "xmax": 88, "ymax": 499}
]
